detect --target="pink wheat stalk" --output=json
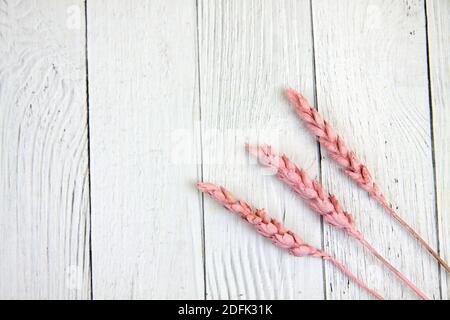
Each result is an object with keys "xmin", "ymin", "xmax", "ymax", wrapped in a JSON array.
[
  {"xmin": 197, "ymin": 182, "xmax": 384, "ymax": 300},
  {"xmin": 246, "ymin": 144, "xmax": 429, "ymax": 300},
  {"xmin": 286, "ymin": 88, "xmax": 450, "ymax": 274}
]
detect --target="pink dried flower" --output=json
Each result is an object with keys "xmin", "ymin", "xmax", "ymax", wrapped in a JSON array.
[
  {"xmin": 286, "ymin": 88, "xmax": 450, "ymax": 274},
  {"xmin": 197, "ymin": 182, "xmax": 384, "ymax": 300},
  {"xmin": 247, "ymin": 144, "xmax": 429, "ymax": 300}
]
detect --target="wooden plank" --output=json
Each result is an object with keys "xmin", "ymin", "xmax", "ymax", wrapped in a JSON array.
[
  {"xmin": 198, "ymin": 0, "xmax": 324, "ymax": 299},
  {"xmin": 0, "ymin": 0, "xmax": 90, "ymax": 299},
  {"xmin": 87, "ymin": 0, "xmax": 204, "ymax": 299},
  {"xmin": 312, "ymin": 0, "xmax": 440, "ymax": 299},
  {"xmin": 426, "ymin": 0, "xmax": 450, "ymax": 299}
]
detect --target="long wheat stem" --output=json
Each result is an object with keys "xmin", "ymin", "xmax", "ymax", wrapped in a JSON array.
[
  {"xmin": 197, "ymin": 182, "xmax": 384, "ymax": 300},
  {"xmin": 359, "ymin": 238, "xmax": 428, "ymax": 300},
  {"xmin": 325, "ymin": 256, "xmax": 382, "ymax": 299},
  {"xmin": 286, "ymin": 88, "xmax": 450, "ymax": 274},
  {"xmin": 246, "ymin": 144, "xmax": 429, "ymax": 300}
]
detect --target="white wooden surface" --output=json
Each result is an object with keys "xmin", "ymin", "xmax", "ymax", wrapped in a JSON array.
[
  {"xmin": 0, "ymin": 0, "xmax": 448, "ymax": 299},
  {"xmin": 427, "ymin": 0, "xmax": 450, "ymax": 300},
  {"xmin": 313, "ymin": 0, "xmax": 439, "ymax": 300},
  {"xmin": 0, "ymin": 0, "xmax": 90, "ymax": 299},
  {"xmin": 87, "ymin": 0, "xmax": 204, "ymax": 299},
  {"xmin": 199, "ymin": 0, "xmax": 323, "ymax": 299}
]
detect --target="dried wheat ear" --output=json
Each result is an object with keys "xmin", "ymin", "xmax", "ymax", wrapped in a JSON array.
[
  {"xmin": 286, "ymin": 88, "xmax": 450, "ymax": 274},
  {"xmin": 197, "ymin": 182, "xmax": 384, "ymax": 300},
  {"xmin": 246, "ymin": 144, "xmax": 429, "ymax": 300}
]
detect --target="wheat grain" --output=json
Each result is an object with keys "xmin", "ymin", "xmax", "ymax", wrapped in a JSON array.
[
  {"xmin": 246, "ymin": 144, "xmax": 429, "ymax": 299},
  {"xmin": 197, "ymin": 182, "xmax": 384, "ymax": 300},
  {"xmin": 285, "ymin": 88, "xmax": 450, "ymax": 274}
]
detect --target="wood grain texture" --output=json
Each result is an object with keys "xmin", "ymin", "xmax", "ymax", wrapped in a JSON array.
[
  {"xmin": 312, "ymin": 0, "xmax": 440, "ymax": 299},
  {"xmin": 426, "ymin": 0, "xmax": 450, "ymax": 299},
  {"xmin": 198, "ymin": 0, "xmax": 324, "ymax": 299},
  {"xmin": 87, "ymin": 0, "xmax": 204, "ymax": 299},
  {"xmin": 0, "ymin": 0, "xmax": 90, "ymax": 299},
  {"xmin": 2, "ymin": 0, "xmax": 448, "ymax": 300}
]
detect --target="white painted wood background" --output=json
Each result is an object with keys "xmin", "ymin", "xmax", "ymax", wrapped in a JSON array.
[{"xmin": 0, "ymin": 0, "xmax": 448, "ymax": 300}]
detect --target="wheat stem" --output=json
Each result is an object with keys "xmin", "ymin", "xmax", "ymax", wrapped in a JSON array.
[
  {"xmin": 325, "ymin": 256, "xmax": 384, "ymax": 300},
  {"xmin": 379, "ymin": 199, "xmax": 450, "ymax": 273},
  {"xmin": 359, "ymin": 238, "xmax": 429, "ymax": 300}
]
